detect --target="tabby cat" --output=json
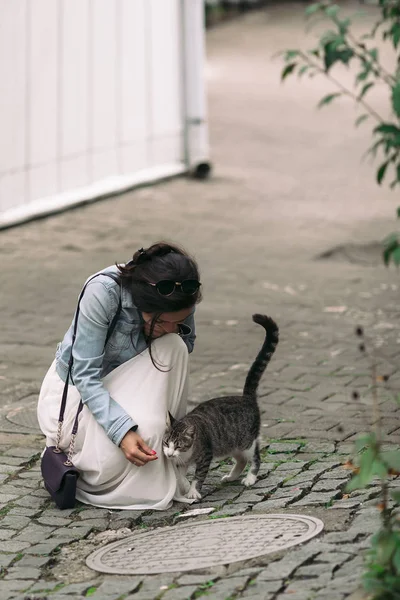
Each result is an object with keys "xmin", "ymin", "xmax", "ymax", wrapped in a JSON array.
[{"xmin": 163, "ymin": 314, "xmax": 279, "ymax": 501}]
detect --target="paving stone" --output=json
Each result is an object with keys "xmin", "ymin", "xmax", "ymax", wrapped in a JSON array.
[
  {"xmin": 75, "ymin": 518, "xmax": 108, "ymax": 530},
  {"xmin": 36, "ymin": 516, "xmax": 73, "ymax": 527},
  {"xmin": 7, "ymin": 507, "xmax": 39, "ymax": 517},
  {"xmin": 177, "ymin": 573, "xmax": 218, "ymax": 586},
  {"xmin": 24, "ymin": 540, "xmax": 64, "ymax": 555},
  {"xmin": 267, "ymin": 443, "xmax": 302, "ymax": 453},
  {"xmin": 13, "ymin": 495, "xmax": 48, "ymax": 509},
  {"xmin": 16, "ymin": 554, "xmax": 51, "ymax": 568},
  {"xmin": 193, "ymin": 576, "xmax": 248, "ymax": 600},
  {"xmin": 312, "ymin": 479, "xmax": 347, "ymax": 492},
  {"xmin": 0, "ymin": 541, "xmax": 31, "ymax": 552},
  {"xmin": 233, "ymin": 489, "xmax": 265, "ymax": 504},
  {"xmin": 0, "ymin": 553, "xmax": 18, "ymax": 569},
  {"xmin": 251, "ymin": 498, "xmax": 290, "ymax": 511},
  {"xmin": 320, "ymin": 469, "xmax": 350, "ymax": 480},
  {"xmin": 4, "ymin": 566, "xmax": 42, "ymax": 580},
  {"xmin": 301, "ymin": 442, "xmax": 336, "ymax": 453},
  {"xmin": 18, "ymin": 471, "xmax": 42, "ymax": 479},
  {"xmin": 15, "ymin": 523, "xmax": 56, "ymax": 543},
  {"xmin": 89, "ymin": 577, "xmax": 142, "ymax": 598},
  {"xmin": 160, "ymin": 585, "xmax": 199, "ymax": 600},
  {"xmin": 0, "ymin": 579, "xmax": 35, "ymax": 595},
  {"xmin": 75, "ymin": 508, "xmax": 111, "ymax": 519},
  {"xmin": 276, "ymin": 461, "xmax": 307, "ymax": 471},
  {"xmin": 0, "ymin": 528, "xmax": 18, "ymax": 540},
  {"xmin": 3, "ymin": 448, "xmax": 41, "ymax": 458},
  {"xmin": 1, "ymin": 515, "xmax": 31, "ymax": 529},
  {"xmin": 0, "ymin": 457, "xmax": 27, "ymax": 466},
  {"xmin": 291, "ymin": 492, "xmax": 340, "ymax": 507},
  {"xmin": 258, "ymin": 560, "xmax": 299, "ymax": 580},
  {"xmin": 212, "ymin": 503, "xmax": 251, "ymax": 516},
  {"xmin": 26, "ymin": 579, "xmax": 62, "ymax": 592},
  {"xmin": 52, "ymin": 580, "xmax": 100, "ymax": 595},
  {"xmin": 295, "ymin": 562, "xmax": 335, "ymax": 578},
  {"xmin": 0, "ymin": 493, "xmax": 19, "ymax": 502},
  {"xmin": 49, "ymin": 525, "xmax": 93, "ymax": 539},
  {"xmin": 282, "ymin": 472, "xmax": 316, "ymax": 486},
  {"xmin": 329, "ymin": 499, "xmax": 362, "ymax": 510}
]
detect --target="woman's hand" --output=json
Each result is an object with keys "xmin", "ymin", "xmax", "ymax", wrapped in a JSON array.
[{"xmin": 119, "ymin": 431, "xmax": 158, "ymax": 466}]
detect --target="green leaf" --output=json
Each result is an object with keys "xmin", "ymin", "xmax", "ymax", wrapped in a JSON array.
[
  {"xmin": 394, "ymin": 547, "xmax": 400, "ymax": 575},
  {"xmin": 391, "ymin": 490, "xmax": 400, "ymax": 504},
  {"xmin": 338, "ymin": 18, "xmax": 351, "ymax": 36},
  {"xmin": 392, "ymin": 83, "xmax": 400, "ymax": 119},
  {"xmin": 358, "ymin": 82, "xmax": 374, "ymax": 101},
  {"xmin": 391, "ymin": 23, "xmax": 400, "ymax": 49},
  {"xmin": 355, "ymin": 114, "xmax": 369, "ymax": 127},
  {"xmin": 368, "ymin": 48, "xmax": 379, "ymax": 61},
  {"xmin": 305, "ymin": 3, "xmax": 321, "ymax": 16},
  {"xmin": 325, "ymin": 4, "xmax": 340, "ymax": 19},
  {"xmin": 397, "ymin": 206, "xmax": 400, "ymax": 219},
  {"xmin": 284, "ymin": 50, "xmax": 300, "ymax": 61},
  {"xmin": 393, "ymin": 247, "xmax": 400, "ymax": 266},
  {"xmin": 318, "ymin": 93, "xmax": 341, "ymax": 108},
  {"xmin": 371, "ymin": 459, "xmax": 388, "ymax": 478},
  {"xmin": 355, "ymin": 433, "xmax": 376, "ymax": 452},
  {"xmin": 375, "ymin": 530, "xmax": 397, "ymax": 566},
  {"xmin": 377, "ymin": 159, "xmax": 391, "ymax": 185},
  {"xmin": 298, "ymin": 65, "xmax": 310, "ymax": 78},
  {"xmin": 281, "ymin": 63, "xmax": 297, "ymax": 81},
  {"xmin": 381, "ymin": 449, "xmax": 400, "ymax": 470},
  {"xmin": 374, "ymin": 123, "xmax": 400, "ymax": 136}
]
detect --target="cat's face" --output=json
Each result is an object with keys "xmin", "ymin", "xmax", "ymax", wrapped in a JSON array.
[{"xmin": 163, "ymin": 422, "xmax": 195, "ymax": 462}]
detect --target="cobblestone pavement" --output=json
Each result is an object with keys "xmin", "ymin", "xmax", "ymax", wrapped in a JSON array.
[{"xmin": 1, "ymin": 2, "xmax": 400, "ymax": 599}]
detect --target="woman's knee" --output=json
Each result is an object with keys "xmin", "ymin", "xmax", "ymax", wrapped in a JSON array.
[{"xmin": 151, "ymin": 334, "xmax": 188, "ymax": 365}]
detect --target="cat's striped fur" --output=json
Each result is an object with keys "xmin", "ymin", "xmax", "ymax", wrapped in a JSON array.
[{"xmin": 163, "ymin": 314, "xmax": 279, "ymax": 500}]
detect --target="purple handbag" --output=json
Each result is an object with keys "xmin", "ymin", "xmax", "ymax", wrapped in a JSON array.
[{"xmin": 41, "ymin": 273, "xmax": 122, "ymax": 509}]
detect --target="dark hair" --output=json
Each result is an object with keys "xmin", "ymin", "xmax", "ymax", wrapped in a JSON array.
[
  {"xmin": 116, "ymin": 241, "xmax": 202, "ymax": 369},
  {"xmin": 117, "ymin": 241, "xmax": 202, "ymax": 312}
]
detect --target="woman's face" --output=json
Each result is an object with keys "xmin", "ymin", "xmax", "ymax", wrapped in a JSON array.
[{"xmin": 142, "ymin": 307, "xmax": 193, "ymax": 338}]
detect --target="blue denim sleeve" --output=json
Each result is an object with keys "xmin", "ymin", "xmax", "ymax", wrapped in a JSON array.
[
  {"xmin": 71, "ymin": 280, "xmax": 137, "ymax": 446},
  {"xmin": 180, "ymin": 310, "xmax": 196, "ymax": 353}
]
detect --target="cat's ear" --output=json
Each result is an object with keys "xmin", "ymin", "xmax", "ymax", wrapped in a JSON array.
[
  {"xmin": 185, "ymin": 424, "xmax": 195, "ymax": 437},
  {"xmin": 166, "ymin": 411, "xmax": 177, "ymax": 428}
]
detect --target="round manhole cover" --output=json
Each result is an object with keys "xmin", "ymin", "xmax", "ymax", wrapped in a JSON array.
[
  {"xmin": 6, "ymin": 401, "xmax": 40, "ymax": 431},
  {"xmin": 86, "ymin": 514, "xmax": 324, "ymax": 575}
]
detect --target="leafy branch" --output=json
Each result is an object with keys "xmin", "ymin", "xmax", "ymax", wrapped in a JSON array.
[{"xmin": 279, "ymin": 0, "xmax": 400, "ymax": 267}]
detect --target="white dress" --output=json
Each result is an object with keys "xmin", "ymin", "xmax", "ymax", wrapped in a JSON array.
[{"xmin": 37, "ymin": 334, "xmax": 192, "ymax": 510}]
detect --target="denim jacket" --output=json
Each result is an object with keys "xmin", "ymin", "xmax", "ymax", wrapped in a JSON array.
[{"xmin": 55, "ymin": 265, "xmax": 195, "ymax": 446}]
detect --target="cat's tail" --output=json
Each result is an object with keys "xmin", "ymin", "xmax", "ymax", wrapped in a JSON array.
[{"xmin": 243, "ymin": 314, "xmax": 279, "ymax": 398}]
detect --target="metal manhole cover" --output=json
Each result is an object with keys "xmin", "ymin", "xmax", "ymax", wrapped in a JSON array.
[
  {"xmin": 86, "ymin": 514, "xmax": 324, "ymax": 575},
  {"xmin": 6, "ymin": 401, "xmax": 41, "ymax": 431}
]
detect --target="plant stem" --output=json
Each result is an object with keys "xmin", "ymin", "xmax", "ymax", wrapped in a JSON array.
[{"xmin": 300, "ymin": 52, "xmax": 385, "ymax": 122}]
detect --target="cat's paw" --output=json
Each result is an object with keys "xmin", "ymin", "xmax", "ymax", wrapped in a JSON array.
[
  {"xmin": 186, "ymin": 481, "xmax": 202, "ymax": 501},
  {"xmin": 242, "ymin": 473, "xmax": 257, "ymax": 487},
  {"xmin": 186, "ymin": 488, "xmax": 202, "ymax": 501}
]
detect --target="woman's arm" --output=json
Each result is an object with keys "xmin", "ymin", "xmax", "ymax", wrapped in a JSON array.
[
  {"xmin": 180, "ymin": 310, "xmax": 196, "ymax": 353},
  {"xmin": 70, "ymin": 280, "xmax": 137, "ymax": 446}
]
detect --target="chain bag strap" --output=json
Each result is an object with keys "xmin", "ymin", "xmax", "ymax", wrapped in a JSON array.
[{"xmin": 41, "ymin": 272, "xmax": 122, "ymax": 509}]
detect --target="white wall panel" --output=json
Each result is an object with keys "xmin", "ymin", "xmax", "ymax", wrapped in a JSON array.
[
  {"xmin": 60, "ymin": 0, "xmax": 89, "ymax": 159},
  {"xmin": 120, "ymin": 0, "xmax": 148, "ymax": 146},
  {"xmin": 90, "ymin": 0, "xmax": 117, "ymax": 180},
  {"xmin": 149, "ymin": 0, "xmax": 182, "ymax": 138},
  {"xmin": 29, "ymin": 0, "xmax": 58, "ymax": 171},
  {"xmin": 0, "ymin": 0, "xmax": 26, "ymax": 175},
  {"xmin": 0, "ymin": 0, "xmax": 209, "ymax": 227},
  {"xmin": 60, "ymin": 156, "xmax": 88, "ymax": 193},
  {"xmin": 0, "ymin": 172, "xmax": 25, "ymax": 212}
]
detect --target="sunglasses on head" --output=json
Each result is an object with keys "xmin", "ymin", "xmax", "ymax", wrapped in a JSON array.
[{"xmin": 148, "ymin": 280, "xmax": 201, "ymax": 296}]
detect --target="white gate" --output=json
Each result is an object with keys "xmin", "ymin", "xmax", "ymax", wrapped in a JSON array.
[{"xmin": 0, "ymin": 0, "xmax": 209, "ymax": 229}]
